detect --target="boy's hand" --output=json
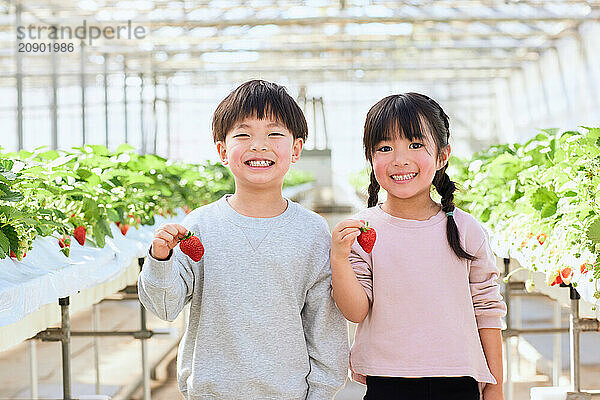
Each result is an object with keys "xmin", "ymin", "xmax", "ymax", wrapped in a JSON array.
[
  {"xmin": 331, "ymin": 219, "xmax": 364, "ymax": 262},
  {"xmin": 151, "ymin": 223, "xmax": 189, "ymax": 260}
]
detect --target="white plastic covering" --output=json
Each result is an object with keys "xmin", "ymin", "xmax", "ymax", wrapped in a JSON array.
[{"xmin": 0, "ymin": 211, "xmax": 185, "ymax": 330}]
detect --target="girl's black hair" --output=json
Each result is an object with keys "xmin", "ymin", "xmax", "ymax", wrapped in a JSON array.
[{"xmin": 363, "ymin": 92, "xmax": 476, "ymax": 261}]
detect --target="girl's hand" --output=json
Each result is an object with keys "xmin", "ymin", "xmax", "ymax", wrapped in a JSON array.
[
  {"xmin": 151, "ymin": 223, "xmax": 189, "ymax": 260},
  {"xmin": 331, "ymin": 219, "xmax": 364, "ymax": 262},
  {"xmin": 482, "ymin": 384, "xmax": 504, "ymax": 400}
]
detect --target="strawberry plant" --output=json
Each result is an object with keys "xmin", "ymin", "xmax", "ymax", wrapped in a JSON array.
[{"xmin": 0, "ymin": 144, "xmax": 313, "ymax": 260}]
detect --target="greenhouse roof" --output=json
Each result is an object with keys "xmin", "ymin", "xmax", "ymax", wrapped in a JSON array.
[{"xmin": 2, "ymin": 0, "xmax": 599, "ymax": 83}]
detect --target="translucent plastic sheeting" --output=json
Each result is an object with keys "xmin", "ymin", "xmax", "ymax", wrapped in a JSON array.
[{"xmin": 0, "ymin": 211, "xmax": 185, "ymax": 348}]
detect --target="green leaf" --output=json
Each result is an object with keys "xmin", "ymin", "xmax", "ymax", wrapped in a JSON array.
[
  {"xmin": 107, "ymin": 208, "xmax": 120, "ymax": 222},
  {"xmin": 1, "ymin": 224, "xmax": 19, "ymax": 251},
  {"xmin": 116, "ymin": 143, "xmax": 135, "ymax": 154},
  {"xmin": 531, "ymin": 187, "xmax": 558, "ymax": 211},
  {"xmin": 0, "ymin": 230, "xmax": 10, "ymax": 253},
  {"xmin": 93, "ymin": 223, "xmax": 106, "ymax": 248},
  {"xmin": 0, "ymin": 189, "xmax": 24, "ymax": 202},
  {"xmin": 541, "ymin": 202, "xmax": 557, "ymax": 218},
  {"xmin": 587, "ymin": 219, "xmax": 600, "ymax": 244},
  {"xmin": 563, "ymin": 191, "xmax": 577, "ymax": 197},
  {"xmin": 480, "ymin": 208, "xmax": 491, "ymax": 223}
]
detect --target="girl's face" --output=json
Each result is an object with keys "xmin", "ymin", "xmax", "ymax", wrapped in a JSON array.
[{"xmin": 371, "ymin": 127, "xmax": 450, "ymax": 203}]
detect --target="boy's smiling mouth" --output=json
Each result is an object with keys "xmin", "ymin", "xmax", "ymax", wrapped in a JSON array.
[{"xmin": 245, "ymin": 158, "xmax": 275, "ymax": 168}]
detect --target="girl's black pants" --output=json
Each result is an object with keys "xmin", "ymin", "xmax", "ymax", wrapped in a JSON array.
[{"xmin": 363, "ymin": 375, "xmax": 480, "ymax": 400}]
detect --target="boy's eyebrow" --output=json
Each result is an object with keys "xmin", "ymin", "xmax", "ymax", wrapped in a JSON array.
[
  {"xmin": 233, "ymin": 123, "xmax": 251, "ymax": 130},
  {"xmin": 266, "ymin": 122, "xmax": 285, "ymax": 129}
]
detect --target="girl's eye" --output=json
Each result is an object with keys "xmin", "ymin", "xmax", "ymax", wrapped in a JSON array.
[
  {"xmin": 409, "ymin": 143, "xmax": 423, "ymax": 149},
  {"xmin": 377, "ymin": 145, "xmax": 392, "ymax": 152}
]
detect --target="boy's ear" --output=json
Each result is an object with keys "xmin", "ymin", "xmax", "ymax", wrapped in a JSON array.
[
  {"xmin": 291, "ymin": 138, "xmax": 304, "ymax": 164},
  {"xmin": 216, "ymin": 141, "xmax": 228, "ymax": 165},
  {"xmin": 437, "ymin": 144, "xmax": 451, "ymax": 170}
]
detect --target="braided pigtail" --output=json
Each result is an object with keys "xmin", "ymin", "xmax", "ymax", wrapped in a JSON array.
[
  {"xmin": 433, "ymin": 166, "xmax": 476, "ymax": 261},
  {"xmin": 367, "ymin": 169, "xmax": 380, "ymax": 208}
]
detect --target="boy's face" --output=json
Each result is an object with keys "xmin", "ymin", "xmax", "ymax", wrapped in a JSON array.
[{"xmin": 216, "ymin": 117, "xmax": 303, "ymax": 190}]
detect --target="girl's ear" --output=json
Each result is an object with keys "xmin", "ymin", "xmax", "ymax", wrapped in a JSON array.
[
  {"xmin": 291, "ymin": 138, "xmax": 304, "ymax": 163},
  {"xmin": 216, "ymin": 141, "xmax": 228, "ymax": 165},
  {"xmin": 438, "ymin": 144, "xmax": 451, "ymax": 169}
]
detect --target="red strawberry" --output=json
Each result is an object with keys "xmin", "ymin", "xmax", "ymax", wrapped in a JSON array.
[
  {"xmin": 10, "ymin": 251, "xmax": 27, "ymax": 258},
  {"xmin": 58, "ymin": 236, "xmax": 71, "ymax": 249},
  {"xmin": 580, "ymin": 263, "xmax": 591, "ymax": 274},
  {"xmin": 357, "ymin": 221, "xmax": 376, "ymax": 253},
  {"xmin": 58, "ymin": 235, "xmax": 71, "ymax": 257},
  {"xmin": 74, "ymin": 225, "xmax": 86, "ymax": 246},
  {"xmin": 537, "ymin": 233, "xmax": 547, "ymax": 245},
  {"xmin": 179, "ymin": 231, "xmax": 204, "ymax": 262},
  {"xmin": 116, "ymin": 222, "xmax": 130, "ymax": 236}
]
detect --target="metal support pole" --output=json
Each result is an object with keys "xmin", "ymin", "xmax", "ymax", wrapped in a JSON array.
[
  {"xmin": 552, "ymin": 46, "xmax": 574, "ymax": 123},
  {"xmin": 93, "ymin": 303, "xmax": 101, "ymax": 394},
  {"xmin": 139, "ymin": 258, "xmax": 151, "ymax": 400},
  {"xmin": 123, "ymin": 58, "xmax": 129, "ymax": 144},
  {"xmin": 59, "ymin": 297, "xmax": 71, "ymax": 400},
  {"xmin": 15, "ymin": 1, "xmax": 23, "ymax": 151},
  {"xmin": 104, "ymin": 53, "xmax": 109, "ymax": 149},
  {"xmin": 535, "ymin": 61, "xmax": 552, "ymax": 120},
  {"xmin": 50, "ymin": 24, "xmax": 58, "ymax": 151},
  {"xmin": 569, "ymin": 285, "xmax": 581, "ymax": 393},
  {"xmin": 319, "ymin": 97, "xmax": 328, "ymax": 149},
  {"xmin": 80, "ymin": 42, "xmax": 86, "ymax": 145},
  {"xmin": 503, "ymin": 258, "xmax": 514, "ymax": 400},
  {"xmin": 553, "ymin": 301, "xmax": 562, "ymax": 386},
  {"xmin": 519, "ymin": 67, "xmax": 535, "ymax": 126},
  {"xmin": 312, "ymin": 97, "xmax": 317, "ymax": 149},
  {"xmin": 152, "ymin": 73, "xmax": 158, "ymax": 155},
  {"xmin": 165, "ymin": 79, "xmax": 172, "ymax": 159},
  {"xmin": 574, "ymin": 30, "xmax": 600, "ymax": 116},
  {"xmin": 29, "ymin": 340, "xmax": 38, "ymax": 399},
  {"xmin": 140, "ymin": 73, "xmax": 145, "ymax": 154}
]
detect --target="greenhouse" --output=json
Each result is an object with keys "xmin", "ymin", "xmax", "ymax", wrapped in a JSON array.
[{"xmin": 0, "ymin": 1, "xmax": 599, "ymax": 399}]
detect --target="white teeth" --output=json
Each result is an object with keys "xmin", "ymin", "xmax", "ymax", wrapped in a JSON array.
[
  {"xmin": 391, "ymin": 173, "xmax": 417, "ymax": 181},
  {"xmin": 247, "ymin": 160, "xmax": 273, "ymax": 167}
]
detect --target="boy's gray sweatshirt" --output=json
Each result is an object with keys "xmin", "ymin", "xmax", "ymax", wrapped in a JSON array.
[{"xmin": 138, "ymin": 195, "xmax": 349, "ymax": 400}]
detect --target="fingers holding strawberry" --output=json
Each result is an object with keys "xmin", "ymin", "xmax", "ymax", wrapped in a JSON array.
[
  {"xmin": 332, "ymin": 219, "xmax": 364, "ymax": 261},
  {"xmin": 151, "ymin": 223, "xmax": 188, "ymax": 260}
]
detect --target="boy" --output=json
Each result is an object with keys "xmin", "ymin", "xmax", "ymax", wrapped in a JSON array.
[{"xmin": 138, "ymin": 80, "xmax": 349, "ymax": 399}]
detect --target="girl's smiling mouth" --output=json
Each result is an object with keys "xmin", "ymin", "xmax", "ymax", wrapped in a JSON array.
[{"xmin": 390, "ymin": 172, "xmax": 418, "ymax": 182}]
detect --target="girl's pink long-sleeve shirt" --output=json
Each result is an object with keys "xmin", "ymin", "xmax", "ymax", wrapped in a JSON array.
[{"xmin": 348, "ymin": 204, "xmax": 506, "ymax": 392}]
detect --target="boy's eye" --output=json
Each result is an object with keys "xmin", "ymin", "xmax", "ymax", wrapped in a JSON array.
[
  {"xmin": 409, "ymin": 143, "xmax": 423, "ymax": 149},
  {"xmin": 269, "ymin": 132, "xmax": 284, "ymax": 136},
  {"xmin": 377, "ymin": 145, "xmax": 392, "ymax": 152},
  {"xmin": 232, "ymin": 133, "xmax": 250, "ymax": 138}
]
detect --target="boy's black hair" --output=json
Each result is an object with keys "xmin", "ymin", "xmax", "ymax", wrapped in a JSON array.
[
  {"xmin": 363, "ymin": 92, "xmax": 476, "ymax": 261},
  {"xmin": 212, "ymin": 80, "xmax": 308, "ymax": 143}
]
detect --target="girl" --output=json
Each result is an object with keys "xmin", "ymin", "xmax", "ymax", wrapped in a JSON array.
[{"xmin": 331, "ymin": 93, "xmax": 506, "ymax": 400}]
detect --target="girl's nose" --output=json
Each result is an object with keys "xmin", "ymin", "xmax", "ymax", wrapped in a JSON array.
[{"xmin": 393, "ymin": 152, "xmax": 409, "ymax": 166}]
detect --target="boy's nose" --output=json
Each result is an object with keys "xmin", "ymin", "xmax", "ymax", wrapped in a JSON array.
[{"xmin": 251, "ymin": 141, "xmax": 268, "ymax": 151}]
